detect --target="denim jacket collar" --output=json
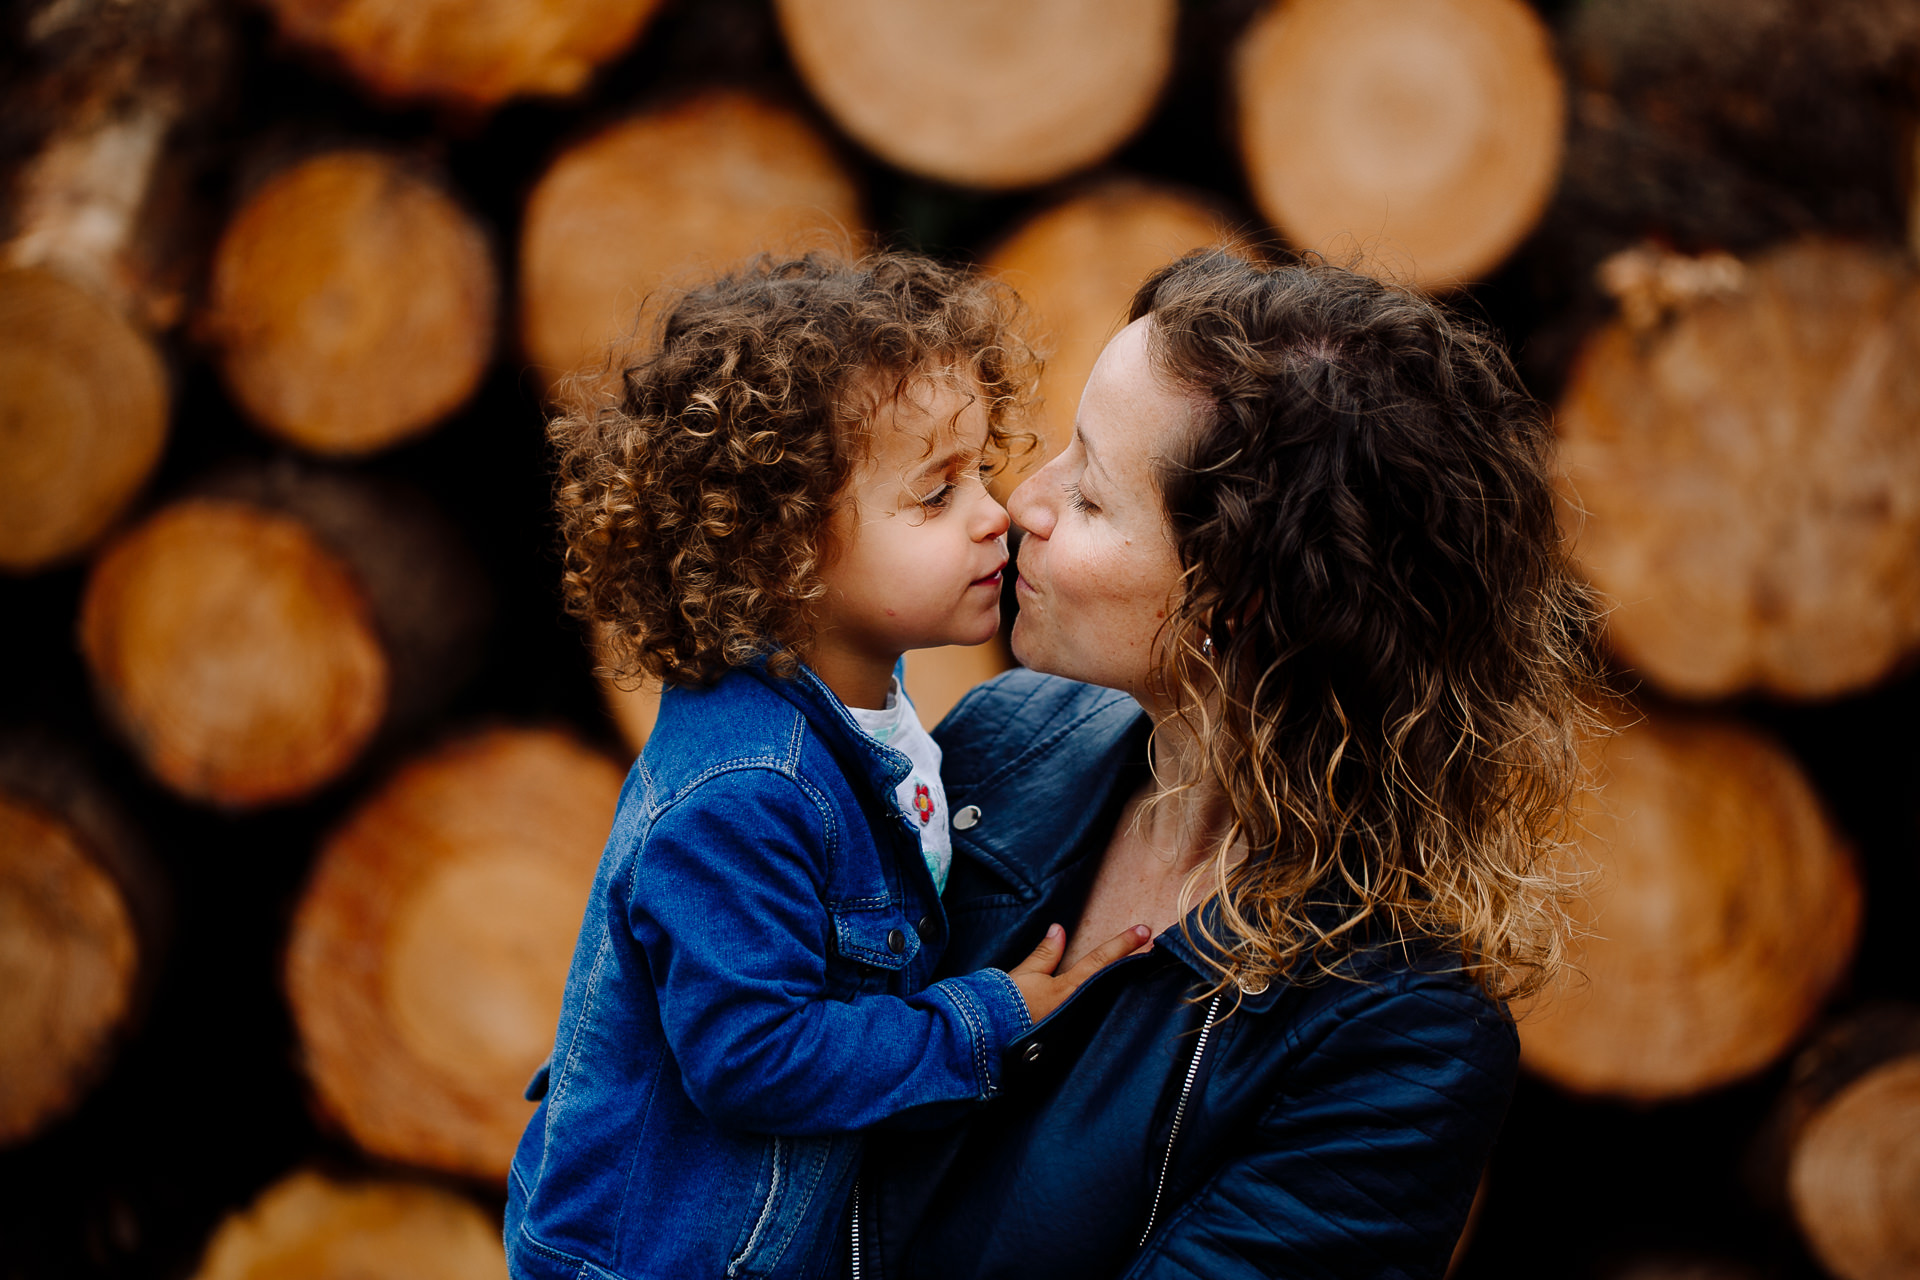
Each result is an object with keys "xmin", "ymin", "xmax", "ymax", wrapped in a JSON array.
[{"xmin": 737, "ymin": 656, "xmax": 915, "ymax": 803}]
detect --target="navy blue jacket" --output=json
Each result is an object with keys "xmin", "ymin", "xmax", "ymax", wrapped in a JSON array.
[
  {"xmin": 506, "ymin": 662, "xmax": 1030, "ymax": 1280},
  {"xmin": 860, "ymin": 670, "xmax": 1518, "ymax": 1280}
]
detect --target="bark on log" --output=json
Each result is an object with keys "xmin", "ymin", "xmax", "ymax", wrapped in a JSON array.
[
  {"xmin": 0, "ymin": 267, "xmax": 168, "ymax": 572},
  {"xmin": 254, "ymin": 0, "xmax": 662, "ymax": 111},
  {"xmin": 285, "ymin": 728, "xmax": 623, "ymax": 1179},
  {"xmin": 203, "ymin": 150, "xmax": 497, "ymax": 456},
  {"xmin": 1233, "ymin": 0, "xmax": 1564, "ymax": 289},
  {"xmin": 773, "ymin": 0, "xmax": 1175, "ymax": 189},
  {"xmin": 1514, "ymin": 706, "xmax": 1861, "ymax": 1101},
  {"xmin": 1557, "ymin": 239, "xmax": 1920, "ymax": 701},
  {"xmin": 190, "ymin": 1169, "xmax": 506, "ymax": 1280},
  {"xmin": 985, "ymin": 180, "xmax": 1231, "ymax": 495},
  {"xmin": 1753, "ymin": 1007, "xmax": 1920, "ymax": 1280},
  {"xmin": 520, "ymin": 91, "xmax": 863, "ymax": 394},
  {"xmin": 0, "ymin": 738, "xmax": 163, "ymax": 1146},
  {"xmin": 80, "ymin": 467, "xmax": 487, "ymax": 807}
]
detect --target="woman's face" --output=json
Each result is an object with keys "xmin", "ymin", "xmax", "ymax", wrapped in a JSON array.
[{"xmin": 1008, "ymin": 317, "xmax": 1194, "ymax": 707}]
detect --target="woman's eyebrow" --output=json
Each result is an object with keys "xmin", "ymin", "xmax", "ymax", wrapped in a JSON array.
[{"xmin": 1076, "ymin": 427, "xmax": 1114, "ymax": 488}]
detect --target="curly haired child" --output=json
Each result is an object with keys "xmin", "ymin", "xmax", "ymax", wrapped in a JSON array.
[{"xmin": 505, "ymin": 251, "xmax": 1151, "ymax": 1280}]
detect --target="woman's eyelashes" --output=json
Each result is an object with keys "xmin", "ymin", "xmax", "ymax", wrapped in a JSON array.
[{"xmin": 1063, "ymin": 482, "xmax": 1098, "ymax": 514}]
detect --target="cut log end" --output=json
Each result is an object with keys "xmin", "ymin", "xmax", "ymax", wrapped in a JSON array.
[
  {"xmin": 1558, "ymin": 239, "xmax": 1920, "ymax": 700},
  {"xmin": 1515, "ymin": 708, "xmax": 1861, "ymax": 1100},
  {"xmin": 1234, "ymin": 0, "xmax": 1563, "ymax": 288},
  {"xmin": 258, "ymin": 0, "xmax": 661, "ymax": 110},
  {"xmin": 286, "ymin": 728, "xmax": 623, "ymax": 1178},
  {"xmin": 206, "ymin": 151, "xmax": 497, "ymax": 455},
  {"xmin": 0, "ymin": 268, "xmax": 168, "ymax": 572},
  {"xmin": 775, "ymin": 0, "xmax": 1176, "ymax": 189},
  {"xmin": 1788, "ymin": 1053, "xmax": 1920, "ymax": 1280},
  {"xmin": 0, "ymin": 791, "xmax": 140, "ymax": 1145},
  {"xmin": 81, "ymin": 498, "xmax": 390, "ymax": 808},
  {"xmin": 519, "ymin": 91, "xmax": 864, "ymax": 394},
  {"xmin": 986, "ymin": 180, "xmax": 1232, "ymax": 495},
  {"xmin": 191, "ymin": 1170, "xmax": 506, "ymax": 1280}
]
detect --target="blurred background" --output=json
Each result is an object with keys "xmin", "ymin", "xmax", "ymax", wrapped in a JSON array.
[{"xmin": 2, "ymin": 0, "xmax": 1918, "ymax": 1276}]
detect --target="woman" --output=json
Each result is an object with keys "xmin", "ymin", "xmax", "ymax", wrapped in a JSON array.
[{"xmin": 858, "ymin": 249, "xmax": 1596, "ymax": 1279}]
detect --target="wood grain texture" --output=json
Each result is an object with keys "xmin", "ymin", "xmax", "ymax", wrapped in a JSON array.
[
  {"xmin": 80, "ymin": 499, "xmax": 389, "ymax": 807},
  {"xmin": 286, "ymin": 728, "xmax": 622, "ymax": 1179},
  {"xmin": 0, "ymin": 268, "xmax": 168, "ymax": 572},
  {"xmin": 1558, "ymin": 239, "xmax": 1920, "ymax": 700},
  {"xmin": 205, "ymin": 151, "xmax": 496, "ymax": 455},
  {"xmin": 520, "ymin": 91, "xmax": 863, "ymax": 394},
  {"xmin": 1516, "ymin": 707, "xmax": 1861, "ymax": 1100},
  {"xmin": 256, "ymin": 0, "xmax": 662, "ymax": 110},
  {"xmin": 775, "ymin": 0, "xmax": 1175, "ymax": 188},
  {"xmin": 190, "ymin": 1169, "xmax": 506, "ymax": 1280},
  {"xmin": 1234, "ymin": 0, "xmax": 1563, "ymax": 288}
]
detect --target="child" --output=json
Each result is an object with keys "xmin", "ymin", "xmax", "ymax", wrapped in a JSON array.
[{"xmin": 505, "ymin": 252, "xmax": 1149, "ymax": 1280}]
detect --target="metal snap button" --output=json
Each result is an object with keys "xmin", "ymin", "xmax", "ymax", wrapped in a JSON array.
[
  {"xmin": 886, "ymin": 928, "xmax": 906, "ymax": 955},
  {"xmin": 1238, "ymin": 973, "xmax": 1270, "ymax": 995},
  {"xmin": 1022, "ymin": 1041, "xmax": 1043, "ymax": 1064},
  {"xmin": 953, "ymin": 805, "xmax": 981, "ymax": 830},
  {"xmin": 917, "ymin": 915, "xmax": 932, "ymax": 936}
]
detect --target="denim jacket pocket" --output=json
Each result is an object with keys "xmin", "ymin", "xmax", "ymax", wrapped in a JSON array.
[
  {"xmin": 726, "ymin": 1133, "xmax": 848, "ymax": 1278},
  {"xmin": 829, "ymin": 901, "xmax": 923, "ymax": 972}
]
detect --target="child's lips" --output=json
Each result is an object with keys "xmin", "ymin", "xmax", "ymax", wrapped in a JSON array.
[{"xmin": 973, "ymin": 562, "xmax": 1007, "ymax": 587}]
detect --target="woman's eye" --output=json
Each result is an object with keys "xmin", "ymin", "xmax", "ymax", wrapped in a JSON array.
[{"xmin": 1064, "ymin": 483, "xmax": 1097, "ymax": 514}]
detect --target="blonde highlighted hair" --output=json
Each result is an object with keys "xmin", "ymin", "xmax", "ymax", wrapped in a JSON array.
[{"xmin": 1133, "ymin": 250, "xmax": 1601, "ymax": 1005}]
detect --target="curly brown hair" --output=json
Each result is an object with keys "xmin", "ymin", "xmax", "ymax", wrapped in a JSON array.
[
  {"xmin": 552, "ymin": 251, "xmax": 1038, "ymax": 687},
  {"xmin": 1131, "ymin": 249, "xmax": 1602, "ymax": 1004}
]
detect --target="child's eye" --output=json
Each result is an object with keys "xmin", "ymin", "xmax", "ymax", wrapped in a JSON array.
[
  {"xmin": 1064, "ymin": 482, "xmax": 1097, "ymax": 514},
  {"xmin": 917, "ymin": 483, "xmax": 954, "ymax": 510}
]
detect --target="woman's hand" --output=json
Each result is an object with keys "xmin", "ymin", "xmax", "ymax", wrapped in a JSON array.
[{"xmin": 1007, "ymin": 922, "xmax": 1152, "ymax": 1024}]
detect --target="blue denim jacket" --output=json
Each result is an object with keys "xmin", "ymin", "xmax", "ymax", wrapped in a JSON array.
[{"xmin": 506, "ymin": 661, "xmax": 1031, "ymax": 1280}]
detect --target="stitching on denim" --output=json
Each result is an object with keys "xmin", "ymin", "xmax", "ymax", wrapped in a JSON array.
[
  {"xmin": 944, "ymin": 980, "xmax": 992, "ymax": 1096},
  {"xmin": 727, "ymin": 1136, "xmax": 785, "ymax": 1277},
  {"xmin": 544, "ymin": 929, "xmax": 611, "ymax": 1128},
  {"xmin": 761, "ymin": 1136, "xmax": 833, "ymax": 1272}
]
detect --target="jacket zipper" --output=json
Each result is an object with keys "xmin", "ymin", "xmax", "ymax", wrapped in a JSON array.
[
  {"xmin": 850, "ymin": 1179, "xmax": 863, "ymax": 1280},
  {"xmin": 1138, "ymin": 992, "xmax": 1224, "ymax": 1247}
]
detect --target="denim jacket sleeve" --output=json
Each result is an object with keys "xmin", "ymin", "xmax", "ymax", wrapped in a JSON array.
[
  {"xmin": 1123, "ymin": 976, "xmax": 1516, "ymax": 1280},
  {"xmin": 628, "ymin": 764, "xmax": 1032, "ymax": 1135}
]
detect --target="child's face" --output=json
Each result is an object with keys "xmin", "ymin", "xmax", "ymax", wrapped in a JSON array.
[{"xmin": 813, "ymin": 378, "xmax": 1011, "ymax": 692}]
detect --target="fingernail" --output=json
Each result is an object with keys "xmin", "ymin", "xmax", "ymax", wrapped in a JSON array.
[
  {"xmin": 1048, "ymin": 923, "xmax": 1064, "ymax": 940},
  {"xmin": 1135, "ymin": 925, "xmax": 1151, "ymax": 938}
]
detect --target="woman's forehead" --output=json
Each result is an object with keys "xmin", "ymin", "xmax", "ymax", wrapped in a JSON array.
[{"xmin": 1078, "ymin": 317, "xmax": 1192, "ymax": 477}]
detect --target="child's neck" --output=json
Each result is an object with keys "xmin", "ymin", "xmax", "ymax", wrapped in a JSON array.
[{"xmin": 808, "ymin": 645, "xmax": 900, "ymax": 712}]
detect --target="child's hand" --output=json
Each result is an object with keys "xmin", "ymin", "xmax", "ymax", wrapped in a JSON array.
[{"xmin": 1007, "ymin": 922, "xmax": 1153, "ymax": 1025}]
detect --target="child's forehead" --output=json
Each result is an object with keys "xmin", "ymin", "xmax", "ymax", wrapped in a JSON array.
[{"xmin": 853, "ymin": 370, "xmax": 988, "ymax": 455}]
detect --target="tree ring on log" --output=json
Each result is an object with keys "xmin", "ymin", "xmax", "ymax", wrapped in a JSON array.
[
  {"xmin": 1233, "ymin": 0, "xmax": 1564, "ymax": 288},
  {"xmin": 1515, "ymin": 708, "xmax": 1861, "ymax": 1100},
  {"xmin": 286, "ymin": 728, "xmax": 623, "ymax": 1179},
  {"xmin": 205, "ymin": 151, "xmax": 497, "ymax": 456},
  {"xmin": 189, "ymin": 1169, "xmax": 506, "ymax": 1280},
  {"xmin": 1556, "ymin": 238, "xmax": 1920, "ymax": 700},
  {"xmin": 0, "ymin": 268, "xmax": 168, "ymax": 572},
  {"xmin": 1788, "ymin": 1055, "xmax": 1920, "ymax": 1280},
  {"xmin": 520, "ymin": 91, "xmax": 863, "ymax": 396},
  {"xmin": 774, "ymin": 0, "xmax": 1176, "ymax": 189},
  {"xmin": 80, "ymin": 498, "xmax": 389, "ymax": 807},
  {"xmin": 0, "ymin": 792, "xmax": 139, "ymax": 1145},
  {"xmin": 256, "ymin": 0, "xmax": 663, "ymax": 111}
]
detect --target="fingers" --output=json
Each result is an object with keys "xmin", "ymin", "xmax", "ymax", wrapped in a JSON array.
[
  {"xmin": 1007, "ymin": 922, "xmax": 1066, "ymax": 978},
  {"xmin": 1058, "ymin": 924, "xmax": 1153, "ymax": 985}
]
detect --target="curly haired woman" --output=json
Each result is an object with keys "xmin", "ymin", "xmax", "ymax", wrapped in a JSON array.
[{"xmin": 857, "ymin": 248, "xmax": 1599, "ymax": 1279}]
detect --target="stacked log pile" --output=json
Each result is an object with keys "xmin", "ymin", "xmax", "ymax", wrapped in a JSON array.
[{"xmin": 2, "ymin": 0, "xmax": 1917, "ymax": 1277}]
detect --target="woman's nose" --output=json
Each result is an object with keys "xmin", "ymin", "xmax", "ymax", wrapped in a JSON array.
[{"xmin": 1007, "ymin": 469, "xmax": 1052, "ymax": 540}]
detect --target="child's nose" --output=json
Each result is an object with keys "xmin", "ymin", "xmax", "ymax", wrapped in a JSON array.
[{"xmin": 975, "ymin": 491, "xmax": 1011, "ymax": 542}]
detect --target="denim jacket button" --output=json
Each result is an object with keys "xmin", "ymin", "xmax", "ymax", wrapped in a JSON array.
[
  {"xmin": 886, "ymin": 928, "xmax": 906, "ymax": 955},
  {"xmin": 1023, "ymin": 1041, "xmax": 1044, "ymax": 1064},
  {"xmin": 953, "ymin": 805, "xmax": 981, "ymax": 830},
  {"xmin": 917, "ymin": 915, "xmax": 931, "ymax": 936}
]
